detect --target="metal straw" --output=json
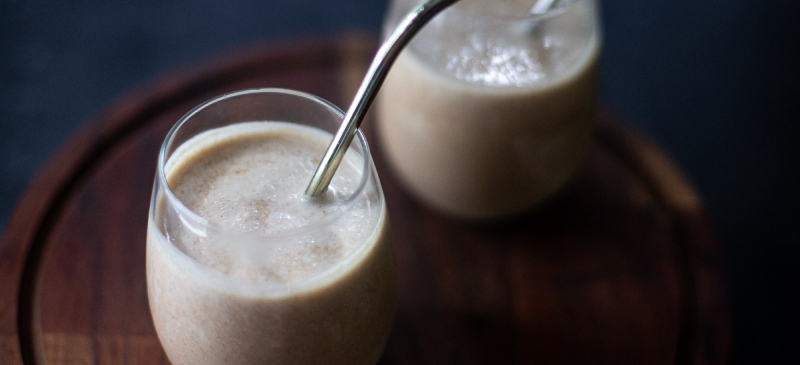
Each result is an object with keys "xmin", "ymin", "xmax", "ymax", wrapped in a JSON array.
[
  {"xmin": 531, "ymin": 0, "xmax": 558, "ymax": 15},
  {"xmin": 305, "ymin": 0, "xmax": 461, "ymax": 197}
]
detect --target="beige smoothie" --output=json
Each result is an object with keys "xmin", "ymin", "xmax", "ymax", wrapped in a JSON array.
[
  {"xmin": 378, "ymin": 0, "xmax": 601, "ymax": 218},
  {"xmin": 146, "ymin": 121, "xmax": 395, "ymax": 364}
]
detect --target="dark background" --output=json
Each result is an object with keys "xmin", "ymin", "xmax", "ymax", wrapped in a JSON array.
[{"xmin": 1, "ymin": 0, "xmax": 798, "ymax": 363}]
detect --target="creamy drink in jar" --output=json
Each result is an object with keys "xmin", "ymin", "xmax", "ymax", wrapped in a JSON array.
[
  {"xmin": 146, "ymin": 90, "xmax": 395, "ymax": 365},
  {"xmin": 378, "ymin": 0, "xmax": 601, "ymax": 218}
]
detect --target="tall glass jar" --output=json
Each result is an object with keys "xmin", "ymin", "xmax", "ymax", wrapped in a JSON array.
[{"xmin": 378, "ymin": 0, "xmax": 602, "ymax": 219}]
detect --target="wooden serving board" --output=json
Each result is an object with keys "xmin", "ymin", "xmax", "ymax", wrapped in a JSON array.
[{"xmin": 0, "ymin": 35, "xmax": 729, "ymax": 364}]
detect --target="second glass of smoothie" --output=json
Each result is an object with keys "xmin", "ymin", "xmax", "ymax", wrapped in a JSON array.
[
  {"xmin": 378, "ymin": 0, "xmax": 602, "ymax": 218},
  {"xmin": 146, "ymin": 89, "xmax": 395, "ymax": 364}
]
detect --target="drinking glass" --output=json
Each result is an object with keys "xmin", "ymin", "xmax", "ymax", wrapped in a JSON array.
[
  {"xmin": 378, "ymin": 0, "xmax": 602, "ymax": 218},
  {"xmin": 146, "ymin": 88, "xmax": 395, "ymax": 364}
]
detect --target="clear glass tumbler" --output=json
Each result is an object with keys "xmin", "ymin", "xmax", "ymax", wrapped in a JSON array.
[
  {"xmin": 146, "ymin": 89, "xmax": 395, "ymax": 364},
  {"xmin": 378, "ymin": 0, "xmax": 602, "ymax": 219}
]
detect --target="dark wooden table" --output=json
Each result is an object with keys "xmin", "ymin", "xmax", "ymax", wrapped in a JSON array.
[{"xmin": 0, "ymin": 35, "xmax": 729, "ymax": 364}]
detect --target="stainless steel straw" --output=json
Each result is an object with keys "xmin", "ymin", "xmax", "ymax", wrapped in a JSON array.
[{"xmin": 305, "ymin": 0, "xmax": 461, "ymax": 197}]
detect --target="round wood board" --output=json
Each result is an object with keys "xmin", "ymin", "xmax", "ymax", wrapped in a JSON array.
[{"xmin": 0, "ymin": 35, "xmax": 729, "ymax": 364}]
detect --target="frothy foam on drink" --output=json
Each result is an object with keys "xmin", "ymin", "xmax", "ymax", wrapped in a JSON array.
[
  {"xmin": 406, "ymin": 0, "xmax": 596, "ymax": 87},
  {"xmin": 162, "ymin": 121, "xmax": 378, "ymax": 285}
]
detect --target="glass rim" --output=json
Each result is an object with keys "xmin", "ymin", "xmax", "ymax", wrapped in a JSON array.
[
  {"xmin": 156, "ymin": 88, "xmax": 377, "ymax": 241},
  {"xmin": 444, "ymin": 0, "xmax": 582, "ymax": 21}
]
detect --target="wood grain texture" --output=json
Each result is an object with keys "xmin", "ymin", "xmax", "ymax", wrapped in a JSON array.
[{"xmin": 0, "ymin": 34, "xmax": 729, "ymax": 364}]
